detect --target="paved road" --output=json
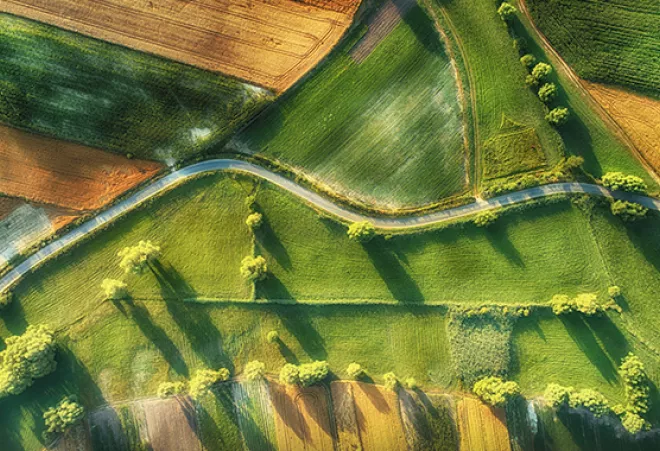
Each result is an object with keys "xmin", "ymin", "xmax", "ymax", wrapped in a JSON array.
[{"xmin": 1, "ymin": 159, "xmax": 659, "ymax": 293}]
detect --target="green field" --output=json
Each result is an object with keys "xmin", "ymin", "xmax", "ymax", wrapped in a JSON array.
[
  {"xmin": 0, "ymin": 14, "xmax": 271, "ymax": 161},
  {"xmin": 525, "ymin": 0, "xmax": 660, "ymax": 97},
  {"xmin": 231, "ymin": 4, "xmax": 467, "ymax": 209}
]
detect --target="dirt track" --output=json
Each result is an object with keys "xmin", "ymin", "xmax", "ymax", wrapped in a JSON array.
[{"xmin": 1, "ymin": 0, "xmax": 360, "ymax": 92}]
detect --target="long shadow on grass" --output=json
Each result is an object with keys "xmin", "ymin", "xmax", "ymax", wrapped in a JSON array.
[
  {"xmin": 255, "ymin": 212, "xmax": 292, "ymax": 271},
  {"xmin": 622, "ymin": 213, "xmax": 660, "ymax": 275},
  {"xmin": 484, "ymin": 222, "xmax": 525, "ymax": 267},
  {"xmin": 395, "ymin": 1, "xmax": 444, "ymax": 56},
  {"xmin": 364, "ymin": 238, "xmax": 424, "ymax": 304}
]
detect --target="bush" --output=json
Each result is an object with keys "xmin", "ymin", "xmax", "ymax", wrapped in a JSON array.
[
  {"xmin": 244, "ymin": 361, "xmax": 266, "ymax": 382},
  {"xmin": 601, "ymin": 172, "xmax": 647, "ymax": 194},
  {"xmin": 608, "ymin": 285, "xmax": 622, "ymax": 298},
  {"xmin": 569, "ymin": 389, "xmax": 611, "ymax": 417},
  {"xmin": 611, "ymin": 200, "xmax": 648, "ymax": 222},
  {"xmin": 538, "ymin": 83, "xmax": 558, "ymax": 103},
  {"xmin": 619, "ymin": 354, "xmax": 650, "ymax": 415},
  {"xmin": 550, "ymin": 293, "xmax": 601, "ymax": 316},
  {"xmin": 545, "ymin": 107, "xmax": 570, "ymax": 126},
  {"xmin": 473, "ymin": 377, "xmax": 520, "ymax": 407},
  {"xmin": 544, "ymin": 383, "xmax": 572, "ymax": 409},
  {"xmin": 531, "ymin": 62, "xmax": 553, "ymax": 82},
  {"xmin": 497, "ymin": 2, "xmax": 517, "ymax": 21},
  {"xmin": 474, "ymin": 211, "xmax": 498, "ymax": 227},
  {"xmin": 266, "ymin": 330, "xmax": 279, "ymax": 343},
  {"xmin": 346, "ymin": 362, "xmax": 364, "ymax": 380},
  {"xmin": 117, "ymin": 240, "xmax": 161, "ymax": 275},
  {"xmin": 299, "ymin": 361, "xmax": 330, "ymax": 387},
  {"xmin": 101, "ymin": 279, "xmax": 128, "ymax": 300},
  {"xmin": 279, "ymin": 364, "xmax": 300, "ymax": 386},
  {"xmin": 383, "ymin": 372, "xmax": 400, "ymax": 392},
  {"xmin": 347, "ymin": 221, "xmax": 376, "ymax": 242},
  {"xmin": 157, "ymin": 381, "xmax": 186, "ymax": 398},
  {"xmin": 520, "ymin": 54, "xmax": 537, "ymax": 70},
  {"xmin": 0, "ymin": 290, "xmax": 12, "ymax": 310},
  {"xmin": 621, "ymin": 412, "xmax": 650, "ymax": 434},
  {"xmin": 240, "ymin": 256, "xmax": 268, "ymax": 281},
  {"xmin": 0, "ymin": 325, "xmax": 57, "ymax": 397},
  {"xmin": 245, "ymin": 212, "xmax": 263, "ymax": 230},
  {"xmin": 43, "ymin": 397, "xmax": 85, "ymax": 434},
  {"xmin": 189, "ymin": 368, "xmax": 230, "ymax": 399},
  {"xmin": 525, "ymin": 74, "xmax": 540, "ymax": 87}
]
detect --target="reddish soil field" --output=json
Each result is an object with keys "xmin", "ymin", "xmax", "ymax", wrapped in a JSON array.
[
  {"xmin": 0, "ymin": 125, "xmax": 162, "ymax": 212},
  {"xmin": 1, "ymin": 0, "xmax": 361, "ymax": 92}
]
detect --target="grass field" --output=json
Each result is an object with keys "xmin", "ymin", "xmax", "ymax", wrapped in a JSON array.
[
  {"xmin": 525, "ymin": 0, "xmax": 660, "ymax": 97},
  {"xmin": 232, "ymin": 3, "xmax": 467, "ymax": 209},
  {"xmin": 0, "ymin": 14, "xmax": 271, "ymax": 162}
]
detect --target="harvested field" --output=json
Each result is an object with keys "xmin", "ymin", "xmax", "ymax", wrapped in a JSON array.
[
  {"xmin": 271, "ymin": 382, "xmax": 335, "ymax": 451},
  {"xmin": 48, "ymin": 422, "xmax": 92, "ymax": 451},
  {"xmin": 456, "ymin": 397, "xmax": 510, "ymax": 451},
  {"xmin": 0, "ymin": 125, "xmax": 162, "ymax": 211},
  {"xmin": 141, "ymin": 397, "xmax": 201, "ymax": 451},
  {"xmin": 1, "ymin": 0, "xmax": 360, "ymax": 92},
  {"xmin": 582, "ymin": 82, "xmax": 660, "ymax": 177}
]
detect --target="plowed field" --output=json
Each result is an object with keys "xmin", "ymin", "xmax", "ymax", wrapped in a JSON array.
[
  {"xmin": 1, "ymin": 0, "xmax": 360, "ymax": 92},
  {"xmin": 0, "ymin": 125, "xmax": 162, "ymax": 211},
  {"xmin": 456, "ymin": 397, "xmax": 510, "ymax": 451}
]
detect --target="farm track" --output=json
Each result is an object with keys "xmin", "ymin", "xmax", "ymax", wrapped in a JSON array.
[{"xmin": 1, "ymin": 158, "xmax": 659, "ymax": 294}]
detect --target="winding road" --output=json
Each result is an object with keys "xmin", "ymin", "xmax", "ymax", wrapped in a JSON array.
[{"xmin": 1, "ymin": 158, "xmax": 659, "ymax": 293}]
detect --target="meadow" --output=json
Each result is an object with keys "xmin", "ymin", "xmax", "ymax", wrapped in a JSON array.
[
  {"xmin": 0, "ymin": 14, "xmax": 271, "ymax": 162},
  {"xmin": 525, "ymin": 0, "xmax": 660, "ymax": 97},
  {"xmin": 232, "ymin": 4, "xmax": 467, "ymax": 209}
]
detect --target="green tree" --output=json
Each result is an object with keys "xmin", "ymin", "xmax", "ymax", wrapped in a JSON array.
[
  {"xmin": 619, "ymin": 354, "xmax": 650, "ymax": 415},
  {"xmin": 346, "ymin": 362, "xmax": 364, "ymax": 380},
  {"xmin": 545, "ymin": 107, "xmax": 570, "ymax": 126},
  {"xmin": 246, "ymin": 212, "xmax": 263, "ymax": 230},
  {"xmin": 117, "ymin": 240, "xmax": 161, "ymax": 275},
  {"xmin": 157, "ymin": 381, "xmax": 186, "ymax": 398},
  {"xmin": 43, "ymin": 397, "xmax": 85, "ymax": 434},
  {"xmin": 189, "ymin": 368, "xmax": 230, "ymax": 399},
  {"xmin": 0, "ymin": 325, "xmax": 57, "ymax": 397},
  {"xmin": 383, "ymin": 372, "xmax": 400, "ymax": 392},
  {"xmin": 474, "ymin": 211, "xmax": 498, "ymax": 227},
  {"xmin": 298, "ymin": 361, "xmax": 329, "ymax": 387},
  {"xmin": 621, "ymin": 412, "xmax": 650, "ymax": 434},
  {"xmin": 240, "ymin": 256, "xmax": 268, "ymax": 281},
  {"xmin": 544, "ymin": 383, "xmax": 572, "ymax": 409},
  {"xmin": 520, "ymin": 54, "xmax": 537, "ymax": 70},
  {"xmin": 266, "ymin": 330, "xmax": 280, "ymax": 344},
  {"xmin": 531, "ymin": 62, "xmax": 552, "ymax": 82},
  {"xmin": 568, "ymin": 389, "xmax": 611, "ymax": 417},
  {"xmin": 538, "ymin": 83, "xmax": 558, "ymax": 103},
  {"xmin": 497, "ymin": 2, "xmax": 517, "ymax": 21},
  {"xmin": 611, "ymin": 200, "xmax": 648, "ymax": 222},
  {"xmin": 347, "ymin": 221, "xmax": 376, "ymax": 242},
  {"xmin": 601, "ymin": 172, "xmax": 647, "ymax": 194},
  {"xmin": 608, "ymin": 285, "xmax": 622, "ymax": 299},
  {"xmin": 101, "ymin": 279, "xmax": 128, "ymax": 300},
  {"xmin": 244, "ymin": 361, "xmax": 266, "ymax": 382},
  {"xmin": 279, "ymin": 364, "xmax": 300, "ymax": 386},
  {"xmin": 473, "ymin": 376, "xmax": 520, "ymax": 407}
]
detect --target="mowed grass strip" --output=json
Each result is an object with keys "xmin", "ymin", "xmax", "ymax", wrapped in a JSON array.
[
  {"xmin": 0, "ymin": 14, "xmax": 271, "ymax": 161},
  {"xmin": 233, "ymin": 4, "xmax": 466, "ymax": 208}
]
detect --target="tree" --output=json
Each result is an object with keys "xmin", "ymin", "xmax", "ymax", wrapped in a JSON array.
[
  {"xmin": 298, "ymin": 361, "xmax": 329, "ymax": 387},
  {"xmin": 538, "ymin": 83, "xmax": 558, "ymax": 103},
  {"xmin": 473, "ymin": 377, "xmax": 520, "ymax": 407},
  {"xmin": 43, "ymin": 397, "xmax": 85, "ymax": 434},
  {"xmin": 497, "ymin": 2, "xmax": 517, "ymax": 21},
  {"xmin": 157, "ymin": 381, "xmax": 186, "ymax": 398},
  {"xmin": 619, "ymin": 354, "xmax": 650, "ymax": 415},
  {"xmin": 611, "ymin": 200, "xmax": 648, "ymax": 222},
  {"xmin": 346, "ymin": 362, "xmax": 364, "ymax": 380},
  {"xmin": 117, "ymin": 240, "xmax": 161, "ymax": 275},
  {"xmin": 545, "ymin": 107, "xmax": 570, "ymax": 126},
  {"xmin": 601, "ymin": 172, "xmax": 647, "ymax": 194},
  {"xmin": 266, "ymin": 330, "xmax": 280, "ymax": 344},
  {"xmin": 550, "ymin": 293, "xmax": 601, "ymax": 316},
  {"xmin": 0, "ymin": 325, "xmax": 57, "ymax": 397},
  {"xmin": 383, "ymin": 372, "xmax": 400, "ymax": 392},
  {"xmin": 531, "ymin": 62, "xmax": 552, "ymax": 82},
  {"xmin": 246, "ymin": 212, "xmax": 263, "ymax": 230},
  {"xmin": 621, "ymin": 412, "xmax": 650, "ymax": 434},
  {"xmin": 347, "ymin": 221, "xmax": 376, "ymax": 242},
  {"xmin": 101, "ymin": 279, "xmax": 128, "ymax": 300},
  {"xmin": 189, "ymin": 368, "xmax": 230, "ymax": 399},
  {"xmin": 474, "ymin": 211, "xmax": 498, "ymax": 227},
  {"xmin": 279, "ymin": 363, "xmax": 300, "ymax": 386},
  {"xmin": 544, "ymin": 383, "xmax": 572, "ymax": 409},
  {"xmin": 568, "ymin": 389, "xmax": 611, "ymax": 417},
  {"xmin": 608, "ymin": 285, "xmax": 621, "ymax": 299},
  {"xmin": 525, "ymin": 74, "xmax": 540, "ymax": 87},
  {"xmin": 520, "ymin": 54, "xmax": 536, "ymax": 70},
  {"xmin": 244, "ymin": 361, "xmax": 266, "ymax": 382},
  {"xmin": 0, "ymin": 289, "xmax": 12, "ymax": 310},
  {"xmin": 240, "ymin": 256, "xmax": 268, "ymax": 281}
]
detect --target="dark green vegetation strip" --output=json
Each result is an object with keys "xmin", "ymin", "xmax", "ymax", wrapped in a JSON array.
[
  {"xmin": 198, "ymin": 385, "xmax": 244, "ymax": 451},
  {"xmin": 526, "ymin": 0, "xmax": 660, "ymax": 97},
  {"xmin": 0, "ymin": 14, "xmax": 272, "ymax": 161},
  {"xmin": 233, "ymin": 4, "xmax": 466, "ymax": 208}
]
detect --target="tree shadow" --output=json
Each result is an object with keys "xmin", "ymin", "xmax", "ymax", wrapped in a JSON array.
[
  {"xmin": 395, "ymin": 1, "xmax": 443, "ymax": 56},
  {"xmin": 484, "ymin": 222, "xmax": 525, "ymax": 267},
  {"xmin": 584, "ymin": 314, "xmax": 629, "ymax": 363},
  {"xmin": 622, "ymin": 215, "xmax": 660, "ymax": 275},
  {"xmin": 364, "ymin": 239, "xmax": 424, "ymax": 304},
  {"xmin": 0, "ymin": 295, "xmax": 29, "ymax": 335},
  {"xmin": 277, "ymin": 340, "xmax": 300, "ymax": 365},
  {"xmin": 356, "ymin": 381, "xmax": 391, "ymax": 414},
  {"xmin": 255, "ymin": 214, "xmax": 292, "ymax": 271},
  {"xmin": 270, "ymin": 384, "xmax": 310, "ymax": 441}
]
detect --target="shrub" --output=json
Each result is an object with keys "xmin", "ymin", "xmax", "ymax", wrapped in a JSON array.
[
  {"xmin": 474, "ymin": 211, "xmax": 498, "ymax": 227},
  {"xmin": 611, "ymin": 200, "xmax": 648, "ymax": 222},
  {"xmin": 545, "ymin": 107, "xmax": 570, "ymax": 126},
  {"xmin": 383, "ymin": 372, "xmax": 400, "ymax": 392},
  {"xmin": 621, "ymin": 412, "xmax": 650, "ymax": 435},
  {"xmin": 346, "ymin": 362, "xmax": 364, "ymax": 380},
  {"xmin": 601, "ymin": 172, "xmax": 647, "ymax": 194},
  {"xmin": 531, "ymin": 63, "xmax": 552, "ymax": 82},
  {"xmin": 240, "ymin": 256, "xmax": 268, "ymax": 281},
  {"xmin": 189, "ymin": 368, "xmax": 230, "ymax": 399},
  {"xmin": 550, "ymin": 294, "xmax": 573, "ymax": 315},
  {"xmin": 544, "ymin": 383, "xmax": 572, "ymax": 409},
  {"xmin": 608, "ymin": 286, "xmax": 622, "ymax": 298},
  {"xmin": 569, "ymin": 389, "xmax": 611, "ymax": 417},
  {"xmin": 245, "ymin": 212, "xmax": 263, "ymax": 230},
  {"xmin": 525, "ymin": 74, "xmax": 540, "ymax": 87},
  {"xmin": 473, "ymin": 377, "xmax": 520, "ymax": 407},
  {"xmin": 550, "ymin": 293, "xmax": 601, "ymax": 316},
  {"xmin": 0, "ymin": 290, "xmax": 12, "ymax": 310},
  {"xmin": 43, "ymin": 397, "xmax": 85, "ymax": 434},
  {"xmin": 157, "ymin": 381, "xmax": 186, "ymax": 398},
  {"xmin": 405, "ymin": 378, "xmax": 418, "ymax": 390},
  {"xmin": 520, "ymin": 54, "xmax": 536, "ymax": 70},
  {"xmin": 118, "ymin": 240, "xmax": 161, "ymax": 275},
  {"xmin": 619, "ymin": 354, "xmax": 650, "ymax": 415},
  {"xmin": 497, "ymin": 2, "xmax": 517, "ymax": 21},
  {"xmin": 0, "ymin": 325, "xmax": 57, "ymax": 397},
  {"xmin": 279, "ymin": 364, "xmax": 300, "ymax": 386},
  {"xmin": 347, "ymin": 221, "xmax": 376, "ymax": 242},
  {"xmin": 298, "ymin": 361, "xmax": 330, "ymax": 387},
  {"xmin": 266, "ymin": 330, "xmax": 279, "ymax": 343},
  {"xmin": 101, "ymin": 279, "xmax": 128, "ymax": 300},
  {"xmin": 560, "ymin": 155, "xmax": 584, "ymax": 171},
  {"xmin": 538, "ymin": 83, "xmax": 558, "ymax": 103},
  {"xmin": 244, "ymin": 361, "xmax": 266, "ymax": 382}
]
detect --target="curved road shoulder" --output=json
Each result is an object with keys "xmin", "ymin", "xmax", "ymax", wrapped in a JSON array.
[{"xmin": 1, "ymin": 158, "xmax": 659, "ymax": 293}]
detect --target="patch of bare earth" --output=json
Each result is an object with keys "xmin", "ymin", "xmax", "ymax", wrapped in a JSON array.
[
  {"xmin": 141, "ymin": 397, "xmax": 201, "ymax": 451},
  {"xmin": 349, "ymin": 0, "xmax": 416, "ymax": 63},
  {"xmin": 1, "ymin": 0, "xmax": 361, "ymax": 92},
  {"xmin": 47, "ymin": 422, "xmax": 92, "ymax": 451}
]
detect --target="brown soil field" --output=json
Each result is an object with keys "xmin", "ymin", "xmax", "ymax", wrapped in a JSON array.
[
  {"xmin": 331, "ymin": 381, "xmax": 408, "ymax": 451},
  {"xmin": 583, "ymin": 82, "xmax": 660, "ymax": 177},
  {"xmin": 0, "ymin": 197, "xmax": 23, "ymax": 221},
  {"xmin": 141, "ymin": 397, "xmax": 201, "ymax": 451},
  {"xmin": 0, "ymin": 125, "xmax": 163, "ymax": 212},
  {"xmin": 271, "ymin": 382, "xmax": 336, "ymax": 451},
  {"xmin": 1, "ymin": 0, "xmax": 361, "ymax": 92},
  {"xmin": 456, "ymin": 397, "xmax": 510, "ymax": 451}
]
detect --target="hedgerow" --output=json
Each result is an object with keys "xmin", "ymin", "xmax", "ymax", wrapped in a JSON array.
[
  {"xmin": 473, "ymin": 376, "xmax": 520, "ymax": 407},
  {"xmin": 601, "ymin": 172, "xmax": 647, "ymax": 194}
]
